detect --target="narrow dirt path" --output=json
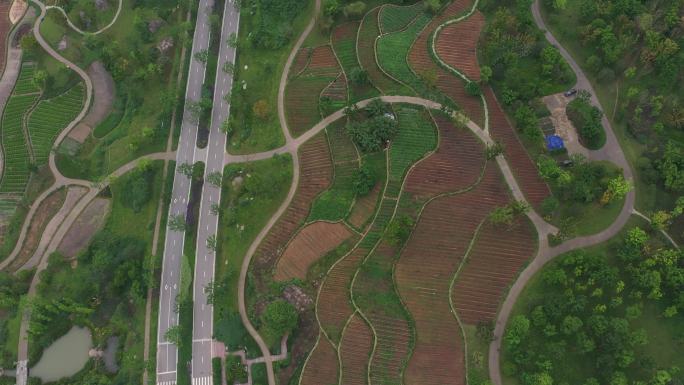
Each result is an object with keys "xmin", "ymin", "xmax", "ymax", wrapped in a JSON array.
[{"xmin": 487, "ymin": 3, "xmax": 637, "ymax": 385}]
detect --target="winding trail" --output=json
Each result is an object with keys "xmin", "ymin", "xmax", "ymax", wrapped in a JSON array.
[
  {"xmin": 487, "ymin": 2, "xmax": 637, "ymax": 385},
  {"xmin": 44, "ymin": 0, "xmax": 123, "ymax": 36}
]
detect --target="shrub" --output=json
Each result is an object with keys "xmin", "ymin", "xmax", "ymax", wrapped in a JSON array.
[
  {"xmin": 261, "ymin": 300, "xmax": 298, "ymax": 337},
  {"xmin": 386, "ymin": 215, "xmax": 414, "ymax": 246},
  {"xmin": 353, "ymin": 164, "xmax": 376, "ymax": 195},
  {"xmin": 346, "ymin": 115, "xmax": 399, "ymax": 153}
]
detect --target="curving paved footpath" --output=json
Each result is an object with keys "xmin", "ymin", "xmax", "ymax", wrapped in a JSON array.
[
  {"xmin": 45, "ymin": 0, "xmax": 122, "ymax": 36},
  {"xmin": 487, "ymin": 2, "xmax": 637, "ymax": 385}
]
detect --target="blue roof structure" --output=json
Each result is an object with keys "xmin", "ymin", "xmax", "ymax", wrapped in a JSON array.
[{"xmin": 546, "ymin": 135, "xmax": 564, "ymax": 151}]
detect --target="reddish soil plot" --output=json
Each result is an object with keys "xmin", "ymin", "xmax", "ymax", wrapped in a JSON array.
[
  {"xmin": 291, "ymin": 47, "xmax": 312, "ymax": 78},
  {"xmin": 348, "ymin": 182, "xmax": 381, "ymax": 230},
  {"xmin": 407, "ymin": 0, "xmax": 485, "ymax": 128},
  {"xmin": 321, "ymin": 72, "xmax": 347, "ymax": 101},
  {"xmin": 404, "ymin": 114, "xmax": 485, "ymax": 200},
  {"xmin": 0, "ymin": 1, "xmax": 11, "ymax": 74},
  {"xmin": 452, "ymin": 217, "xmax": 536, "ymax": 324},
  {"xmin": 484, "ymin": 87, "xmax": 550, "ymax": 208},
  {"xmin": 286, "ymin": 46, "xmax": 342, "ymax": 137},
  {"xmin": 317, "ymin": 246, "xmax": 370, "ymax": 342},
  {"xmin": 300, "ymin": 335, "xmax": 339, "ymax": 385},
  {"xmin": 274, "ymin": 221, "xmax": 353, "ymax": 281},
  {"xmin": 357, "ymin": 7, "xmax": 406, "ymax": 95},
  {"xmin": 434, "ymin": 11, "xmax": 485, "ymax": 81},
  {"xmin": 395, "ymin": 162, "xmax": 508, "ymax": 385},
  {"xmin": 307, "ymin": 45, "xmax": 341, "ymax": 76},
  {"xmin": 254, "ymin": 135, "xmax": 333, "ymax": 270},
  {"xmin": 339, "ymin": 313, "xmax": 373, "ymax": 385}
]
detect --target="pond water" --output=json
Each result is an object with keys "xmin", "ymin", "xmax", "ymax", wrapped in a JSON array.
[{"xmin": 30, "ymin": 326, "xmax": 92, "ymax": 382}]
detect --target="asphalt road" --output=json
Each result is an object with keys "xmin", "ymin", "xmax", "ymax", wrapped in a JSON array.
[
  {"xmin": 190, "ymin": 0, "xmax": 240, "ymax": 383},
  {"xmin": 156, "ymin": 1, "xmax": 213, "ymax": 384}
]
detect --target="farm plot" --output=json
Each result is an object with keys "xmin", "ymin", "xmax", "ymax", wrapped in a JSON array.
[
  {"xmin": 0, "ymin": 1, "xmax": 11, "ymax": 75},
  {"xmin": 403, "ymin": 114, "xmax": 485, "ymax": 200},
  {"xmin": 484, "ymin": 87, "xmax": 550, "ymax": 208},
  {"xmin": 347, "ymin": 151, "xmax": 386, "ymax": 230},
  {"xmin": 452, "ymin": 217, "xmax": 537, "ymax": 325},
  {"xmin": 407, "ymin": 0, "xmax": 485, "ymax": 128},
  {"xmin": 316, "ymin": 246, "xmax": 371, "ymax": 342},
  {"xmin": 13, "ymin": 63, "xmax": 41, "ymax": 95},
  {"xmin": 0, "ymin": 93, "xmax": 40, "ymax": 194},
  {"xmin": 28, "ymin": 83, "xmax": 85, "ymax": 165},
  {"xmin": 376, "ymin": 12, "xmax": 431, "ymax": 92},
  {"xmin": 434, "ymin": 11, "xmax": 485, "ymax": 81},
  {"xmin": 290, "ymin": 47, "xmax": 312, "ymax": 78},
  {"xmin": 252, "ymin": 134, "xmax": 333, "ymax": 272},
  {"xmin": 379, "ymin": 2, "xmax": 424, "ymax": 34},
  {"xmin": 339, "ymin": 312, "xmax": 373, "ymax": 385},
  {"xmin": 299, "ymin": 335, "xmax": 339, "ymax": 385},
  {"xmin": 285, "ymin": 45, "xmax": 343, "ymax": 137},
  {"xmin": 395, "ymin": 162, "xmax": 509, "ymax": 385},
  {"xmin": 331, "ymin": 21, "xmax": 378, "ymax": 102},
  {"xmin": 386, "ymin": 106, "xmax": 438, "ymax": 198},
  {"xmin": 353, "ymin": 242, "xmax": 412, "ymax": 385},
  {"xmin": 357, "ymin": 7, "xmax": 412, "ymax": 96},
  {"xmin": 273, "ymin": 221, "xmax": 354, "ymax": 281},
  {"xmin": 308, "ymin": 120, "xmax": 359, "ymax": 222}
]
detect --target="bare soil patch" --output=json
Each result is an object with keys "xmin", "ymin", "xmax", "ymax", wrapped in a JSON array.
[
  {"xmin": 435, "ymin": 11, "xmax": 485, "ymax": 81},
  {"xmin": 299, "ymin": 335, "xmax": 339, "ymax": 385},
  {"xmin": 274, "ymin": 221, "xmax": 353, "ymax": 281},
  {"xmin": 7, "ymin": 188, "xmax": 66, "ymax": 270},
  {"xmin": 9, "ymin": 0, "xmax": 27, "ymax": 24},
  {"xmin": 58, "ymin": 197, "xmax": 110, "ymax": 258},
  {"xmin": 0, "ymin": 1, "xmax": 12, "ymax": 75},
  {"xmin": 68, "ymin": 61, "xmax": 115, "ymax": 143},
  {"xmin": 347, "ymin": 182, "xmax": 380, "ymax": 230},
  {"xmin": 339, "ymin": 312, "xmax": 372, "ymax": 385}
]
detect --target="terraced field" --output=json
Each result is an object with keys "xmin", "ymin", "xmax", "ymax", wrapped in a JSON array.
[
  {"xmin": 331, "ymin": 21, "xmax": 378, "ymax": 102},
  {"xmin": 434, "ymin": 11, "xmax": 485, "ymax": 80},
  {"xmin": 357, "ymin": 7, "xmax": 412, "ymax": 95},
  {"xmin": 407, "ymin": 0, "xmax": 485, "ymax": 127},
  {"xmin": 378, "ymin": 2, "xmax": 424, "ymax": 34},
  {"xmin": 28, "ymin": 83, "xmax": 85, "ymax": 165},
  {"xmin": 0, "ymin": 93, "xmax": 40, "ymax": 193},
  {"xmin": 285, "ymin": 46, "xmax": 344, "ymax": 137}
]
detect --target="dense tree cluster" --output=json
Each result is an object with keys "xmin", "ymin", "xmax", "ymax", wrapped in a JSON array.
[
  {"xmin": 480, "ymin": 0, "xmax": 574, "ymax": 103},
  {"xmin": 345, "ymin": 100, "xmax": 399, "ymax": 153},
  {"xmin": 566, "ymin": 91, "xmax": 605, "ymax": 149},
  {"xmin": 243, "ymin": 0, "xmax": 308, "ymax": 49},
  {"xmin": 505, "ymin": 228, "xmax": 684, "ymax": 385}
]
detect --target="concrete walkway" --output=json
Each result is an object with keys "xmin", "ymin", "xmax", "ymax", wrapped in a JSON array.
[{"xmin": 487, "ymin": 2, "xmax": 637, "ymax": 385}]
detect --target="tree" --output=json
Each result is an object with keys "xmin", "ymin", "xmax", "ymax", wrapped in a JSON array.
[
  {"xmin": 323, "ymin": 0, "xmax": 340, "ymax": 16},
  {"xmin": 227, "ymin": 33, "xmax": 238, "ymax": 48},
  {"xmin": 210, "ymin": 203, "xmax": 220, "ymax": 216},
  {"xmin": 504, "ymin": 315, "xmax": 530, "ymax": 349},
  {"xmin": 33, "ymin": 70, "xmax": 48, "ymax": 90},
  {"xmin": 222, "ymin": 61, "xmax": 235, "ymax": 74},
  {"xmin": 651, "ymin": 210, "xmax": 672, "ymax": 230},
  {"xmin": 169, "ymin": 214, "xmax": 187, "ymax": 231},
  {"xmin": 207, "ymin": 171, "xmax": 223, "ymax": 187},
  {"xmin": 220, "ymin": 119, "xmax": 235, "ymax": 136},
  {"xmin": 353, "ymin": 164, "xmax": 376, "ymax": 195},
  {"xmin": 164, "ymin": 325, "xmax": 182, "ymax": 346},
  {"xmin": 206, "ymin": 234, "xmax": 217, "ymax": 252},
  {"xmin": 561, "ymin": 315, "xmax": 583, "ymax": 334},
  {"xmin": 346, "ymin": 114, "xmax": 399, "ymax": 153},
  {"xmin": 480, "ymin": 65, "xmax": 493, "ymax": 83},
  {"xmin": 261, "ymin": 300, "xmax": 298, "ymax": 337},
  {"xmin": 342, "ymin": 1, "xmax": 367, "ymax": 18},
  {"xmin": 253, "ymin": 99, "xmax": 270, "ymax": 120},
  {"xmin": 194, "ymin": 49, "xmax": 209, "ymax": 64},
  {"xmin": 465, "ymin": 81, "xmax": 481, "ymax": 96},
  {"xmin": 601, "ymin": 176, "xmax": 632, "ymax": 204},
  {"xmin": 423, "ymin": 0, "xmax": 442, "ymax": 14},
  {"xmin": 490, "ymin": 206, "xmax": 514, "ymax": 225},
  {"xmin": 178, "ymin": 162, "xmax": 193, "ymax": 178},
  {"xmin": 386, "ymin": 215, "xmax": 414, "ymax": 246},
  {"xmin": 349, "ymin": 67, "xmax": 369, "ymax": 85}
]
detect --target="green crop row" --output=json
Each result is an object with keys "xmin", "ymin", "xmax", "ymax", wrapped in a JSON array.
[
  {"xmin": 378, "ymin": 2, "xmax": 424, "ymax": 34},
  {"xmin": 13, "ymin": 63, "xmax": 40, "ymax": 95},
  {"xmin": 0, "ymin": 94, "xmax": 40, "ymax": 193},
  {"xmin": 28, "ymin": 83, "xmax": 85, "ymax": 165}
]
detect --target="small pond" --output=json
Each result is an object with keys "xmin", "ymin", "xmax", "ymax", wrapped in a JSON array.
[{"xmin": 30, "ymin": 326, "xmax": 92, "ymax": 382}]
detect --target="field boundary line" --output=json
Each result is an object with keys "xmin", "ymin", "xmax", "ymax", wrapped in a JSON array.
[{"xmin": 355, "ymin": 6, "xmax": 384, "ymax": 96}]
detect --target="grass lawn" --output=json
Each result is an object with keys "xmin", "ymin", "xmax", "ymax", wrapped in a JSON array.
[
  {"xmin": 226, "ymin": 2, "xmax": 316, "ymax": 154},
  {"xmin": 213, "ymin": 155, "xmax": 293, "ymax": 356},
  {"xmin": 463, "ymin": 324, "xmax": 491, "ymax": 385}
]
